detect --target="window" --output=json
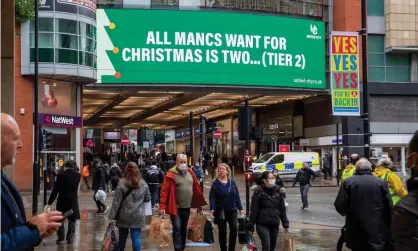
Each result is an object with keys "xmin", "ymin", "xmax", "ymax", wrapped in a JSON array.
[
  {"xmin": 56, "ymin": 34, "xmax": 78, "ymax": 49},
  {"xmin": 367, "ymin": 0, "xmax": 384, "ymax": 16},
  {"xmin": 57, "ymin": 19, "xmax": 77, "ymax": 34},
  {"xmin": 367, "ymin": 35, "xmax": 410, "ymax": 82},
  {"xmin": 30, "ymin": 18, "xmax": 96, "ymax": 67},
  {"xmin": 272, "ymin": 154, "xmax": 284, "ymax": 164},
  {"xmin": 30, "ymin": 18, "xmax": 53, "ymax": 32}
]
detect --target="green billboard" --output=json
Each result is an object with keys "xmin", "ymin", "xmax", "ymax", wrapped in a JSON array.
[{"xmin": 97, "ymin": 9, "xmax": 326, "ymax": 89}]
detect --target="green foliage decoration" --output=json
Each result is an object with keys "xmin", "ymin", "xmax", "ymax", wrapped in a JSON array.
[{"xmin": 15, "ymin": 0, "xmax": 36, "ymax": 24}]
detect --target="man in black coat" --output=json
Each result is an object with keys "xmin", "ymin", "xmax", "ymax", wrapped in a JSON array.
[
  {"xmin": 47, "ymin": 160, "xmax": 81, "ymax": 244},
  {"xmin": 292, "ymin": 162, "xmax": 317, "ymax": 210},
  {"xmin": 391, "ymin": 130, "xmax": 418, "ymax": 251},
  {"xmin": 92, "ymin": 164, "xmax": 108, "ymax": 213},
  {"xmin": 334, "ymin": 158, "xmax": 392, "ymax": 251}
]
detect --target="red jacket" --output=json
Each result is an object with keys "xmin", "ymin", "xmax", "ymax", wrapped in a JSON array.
[{"xmin": 160, "ymin": 167, "xmax": 207, "ymax": 216}]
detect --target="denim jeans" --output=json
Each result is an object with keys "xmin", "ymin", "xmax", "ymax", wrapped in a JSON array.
[
  {"xmin": 256, "ymin": 224, "xmax": 279, "ymax": 251},
  {"xmin": 148, "ymin": 184, "xmax": 159, "ymax": 207},
  {"xmin": 300, "ymin": 184, "xmax": 310, "ymax": 207},
  {"xmin": 216, "ymin": 210, "xmax": 238, "ymax": 251},
  {"xmin": 119, "ymin": 228, "xmax": 141, "ymax": 251},
  {"xmin": 170, "ymin": 208, "xmax": 190, "ymax": 251}
]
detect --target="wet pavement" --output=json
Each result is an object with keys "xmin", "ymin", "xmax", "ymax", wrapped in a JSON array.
[{"xmin": 21, "ymin": 174, "xmax": 345, "ymax": 250}]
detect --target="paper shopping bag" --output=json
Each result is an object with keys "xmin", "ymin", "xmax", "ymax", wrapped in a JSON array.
[
  {"xmin": 283, "ymin": 236, "xmax": 296, "ymax": 251},
  {"xmin": 187, "ymin": 213, "xmax": 207, "ymax": 242},
  {"xmin": 158, "ymin": 218, "xmax": 171, "ymax": 247},
  {"xmin": 144, "ymin": 201, "xmax": 152, "ymax": 216},
  {"xmin": 149, "ymin": 216, "xmax": 162, "ymax": 245}
]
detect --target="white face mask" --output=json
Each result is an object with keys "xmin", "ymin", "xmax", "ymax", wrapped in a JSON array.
[
  {"xmin": 178, "ymin": 164, "xmax": 187, "ymax": 171},
  {"xmin": 267, "ymin": 179, "xmax": 275, "ymax": 187}
]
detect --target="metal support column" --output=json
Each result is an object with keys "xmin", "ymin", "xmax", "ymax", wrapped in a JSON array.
[
  {"xmin": 361, "ymin": 0, "xmax": 370, "ymax": 158},
  {"xmin": 189, "ymin": 112, "xmax": 194, "ymax": 165},
  {"xmin": 244, "ymin": 98, "xmax": 250, "ymax": 214},
  {"xmin": 32, "ymin": 0, "xmax": 40, "ymax": 215},
  {"xmin": 336, "ymin": 122, "xmax": 340, "ymax": 186}
]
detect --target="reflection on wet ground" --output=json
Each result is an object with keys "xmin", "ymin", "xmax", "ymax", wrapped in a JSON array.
[
  {"xmin": 35, "ymin": 208, "xmax": 341, "ymax": 251},
  {"xmin": 26, "ymin": 176, "xmax": 344, "ymax": 251}
]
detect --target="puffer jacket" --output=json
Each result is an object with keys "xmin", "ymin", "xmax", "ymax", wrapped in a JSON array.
[
  {"xmin": 373, "ymin": 167, "xmax": 408, "ymax": 201},
  {"xmin": 391, "ymin": 176, "xmax": 418, "ymax": 251},
  {"xmin": 335, "ymin": 169, "xmax": 392, "ymax": 251},
  {"xmin": 249, "ymin": 185, "xmax": 289, "ymax": 228}
]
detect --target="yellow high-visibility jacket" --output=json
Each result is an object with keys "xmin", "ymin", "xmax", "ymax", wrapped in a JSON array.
[{"xmin": 373, "ymin": 166, "xmax": 408, "ymax": 205}]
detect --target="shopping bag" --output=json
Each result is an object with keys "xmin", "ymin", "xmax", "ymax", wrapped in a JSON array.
[
  {"xmin": 159, "ymin": 218, "xmax": 171, "ymax": 247},
  {"xmin": 242, "ymin": 232, "xmax": 258, "ymax": 251},
  {"xmin": 203, "ymin": 217, "xmax": 214, "ymax": 244},
  {"xmin": 149, "ymin": 216, "xmax": 162, "ymax": 245},
  {"xmin": 144, "ymin": 201, "xmax": 152, "ymax": 216},
  {"xmin": 238, "ymin": 217, "xmax": 249, "ymax": 244},
  {"xmin": 149, "ymin": 216, "xmax": 172, "ymax": 247},
  {"xmin": 101, "ymin": 222, "xmax": 119, "ymax": 251},
  {"xmin": 187, "ymin": 212, "xmax": 207, "ymax": 242},
  {"xmin": 283, "ymin": 235, "xmax": 296, "ymax": 251}
]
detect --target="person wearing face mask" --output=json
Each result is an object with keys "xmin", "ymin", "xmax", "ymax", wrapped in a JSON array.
[
  {"xmin": 391, "ymin": 130, "xmax": 418, "ymax": 251},
  {"xmin": 209, "ymin": 163, "xmax": 244, "ymax": 251},
  {"xmin": 159, "ymin": 154, "xmax": 207, "ymax": 251},
  {"xmin": 248, "ymin": 171, "xmax": 289, "ymax": 251}
]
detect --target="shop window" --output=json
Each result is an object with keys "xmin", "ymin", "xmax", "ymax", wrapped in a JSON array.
[
  {"xmin": 56, "ymin": 49, "xmax": 78, "ymax": 64},
  {"xmin": 368, "ymin": 35, "xmax": 385, "ymax": 53},
  {"xmin": 367, "ymin": 0, "xmax": 384, "ymax": 16},
  {"xmin": 30, "ymin": 48, "xmax": 54, "ymax": 63},
  {"xmin": 368, "ymin": 54, "xmax": 385, "ymax": 66},
  {"xmin": 56, "ymin": 34, "xmax": 78, "ymax": 49},
  {"xmin": 57, "ymin": 19, "xmax": 78, "ymax": 34}
]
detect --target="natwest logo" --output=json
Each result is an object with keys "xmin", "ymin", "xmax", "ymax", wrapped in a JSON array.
[{"xmin": 51, "ymin": 116, "xmax": 74, "ymax": 125}]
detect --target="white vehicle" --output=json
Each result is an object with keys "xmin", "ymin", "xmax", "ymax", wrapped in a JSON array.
[{"xmin": 250, "ymin": 152, "xmax": 320, "ymax": 179}]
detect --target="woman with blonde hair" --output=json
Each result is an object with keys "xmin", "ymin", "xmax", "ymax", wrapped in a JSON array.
[
  {"xmin": 109, "ymin": 162, "xmax": 151, "ymax": 251},
  {"xmin": 373, "ymin": 155, "xmax": 407, "ymax": 205},
  {"xmin": 209, "ymin": 163, "xmax": 244, "ymax": 251}
]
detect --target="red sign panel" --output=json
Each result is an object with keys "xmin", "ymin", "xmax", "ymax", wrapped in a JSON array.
[
  {"xmin": 279, "ymin": 145, "xmax": 290, "ymax": 152},
  {"xmin": 121, "ymin": 135, "xmax": 130, "ymax": 145},
  {"xmin": 213, "ymin": 130, "xmax": 222, "ymax": 140}
]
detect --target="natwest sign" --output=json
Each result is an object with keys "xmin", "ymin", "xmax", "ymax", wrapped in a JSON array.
[{"xmin": 39, "ymin": 113, "xmax": 82, "ymax": 128}]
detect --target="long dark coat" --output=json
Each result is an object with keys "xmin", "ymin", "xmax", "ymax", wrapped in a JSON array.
[{"xmin": 48, "ymin": 168, "xmax": 81, "ymax": 220}]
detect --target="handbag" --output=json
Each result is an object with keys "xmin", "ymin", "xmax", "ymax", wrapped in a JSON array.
[{"xmin": 115, "ymin": 188, "xmax": 132, "ymax": 220}]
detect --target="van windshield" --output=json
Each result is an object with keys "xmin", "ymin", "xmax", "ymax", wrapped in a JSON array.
[{"xmin": 254, "ymin": 153, "xmax": 274, "ymax": 163}]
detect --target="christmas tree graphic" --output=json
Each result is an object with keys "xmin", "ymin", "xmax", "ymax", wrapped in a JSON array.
[{"xmin": 96, "ymin": 9, "xmax": 116, "ymax": 83}]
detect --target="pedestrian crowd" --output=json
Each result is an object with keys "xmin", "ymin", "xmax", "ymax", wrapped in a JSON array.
[{"xmin": 1, "ymin": 112, "xmax": 417, "ymax": 251}]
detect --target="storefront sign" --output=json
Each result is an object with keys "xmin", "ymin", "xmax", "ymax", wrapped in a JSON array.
[
  {"xmin": 279, "ymin": 145, "xmax": 291, "ymax": 152},
  {"xmin": 39, "ymin": 113, "xmax": 82, "ymax": 128},
  {"xmin": 97, "ymin": 9, "xmax": 325, "ymax": 89},
  {"xmin": 104, "ymin": 131, "xmax": 120, "ymax": 140},
  {"xmin": 299, "ymin": 139, "xmax": 310, "ymax": 146},
  {"xmin": 330, "ymin": 31, "xmax": 360, "ymax": 116},
  {"xmin": 175, "ymin": 127, "xmax": 200, "ymax": 140}
]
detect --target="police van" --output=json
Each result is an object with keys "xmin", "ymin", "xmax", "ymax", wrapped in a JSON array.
[{"xmin": 249, "ymin": 152, "xmax": 320, "ymax": 179}]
